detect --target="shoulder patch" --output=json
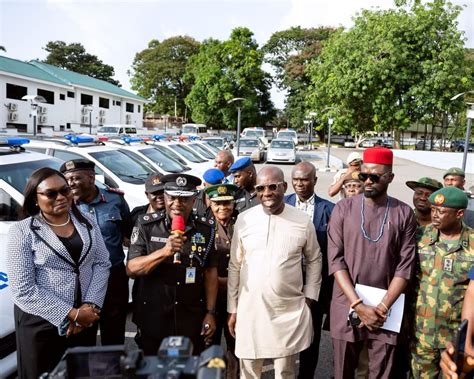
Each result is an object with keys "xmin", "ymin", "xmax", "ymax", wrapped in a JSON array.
[
  {"xmin": 139, "ymin": 211, "xmax": 164, "ymax": 224},
  {"xmin": 106, "ymin": 187, "xmax": 125, "ymax": 195}
]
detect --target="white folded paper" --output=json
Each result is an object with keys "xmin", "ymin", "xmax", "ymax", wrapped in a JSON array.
[{"xmin": 355, "ymin": 284, "xmax": 405, "ymax": 333}]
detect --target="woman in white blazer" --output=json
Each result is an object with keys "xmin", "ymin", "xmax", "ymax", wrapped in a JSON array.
[{"xmin": 7, "ymin": 167, "xmax": 110, "ymax": 378}]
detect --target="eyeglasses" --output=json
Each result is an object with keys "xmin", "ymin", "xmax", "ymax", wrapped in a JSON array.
[
  {"xmin": 255, "ymin": 182, "xmax": 284, "ymax": 193},
  {"xmin": 358, "ymin": 172, "xmax": 391, "ymax": 183},
  {"xmin": 37, "ymin": 186, "xmax": 71, "ymax": 199}
]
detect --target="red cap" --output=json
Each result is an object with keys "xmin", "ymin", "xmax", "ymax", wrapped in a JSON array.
[
  {"xmin": 171, "ymin": 215, "xmax": 185, "ymax": 232},
  {"xmin": 363, "ymin": 147, "xmax": 393, "ymax": 165}
]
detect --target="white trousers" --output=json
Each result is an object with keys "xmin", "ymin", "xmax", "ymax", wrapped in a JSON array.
[{"xmin": 240, "ymin": 354, "xmax": 298, "ymax": 379}]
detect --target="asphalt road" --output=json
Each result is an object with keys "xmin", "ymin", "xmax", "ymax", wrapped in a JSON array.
[{"xmin": 118, "ymin": 148, "xmax": 473, "ymax": 378}]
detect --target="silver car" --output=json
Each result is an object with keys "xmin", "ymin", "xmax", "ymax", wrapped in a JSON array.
[
  {"xmin": 266, "ymin": 139, "xmax": 296, "ymax": 164},
  {"xmin": 234, "ymin": 138, "xmax": 265, "ymax": 162}
]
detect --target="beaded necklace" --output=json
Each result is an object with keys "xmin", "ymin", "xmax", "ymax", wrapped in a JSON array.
[{"xmin": 360, "ymin": 197, "xmax": 390, "ymax": 243}]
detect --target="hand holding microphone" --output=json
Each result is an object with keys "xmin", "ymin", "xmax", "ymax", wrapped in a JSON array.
[{"xmin": 171, "ymin": 215, "xmax": 185, "ymax": 264}]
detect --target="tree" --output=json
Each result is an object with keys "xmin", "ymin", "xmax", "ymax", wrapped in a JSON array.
[
  {"xmin": 262, "ymin": 27, "xmax": 339, "ymax": 129},
  {"xmin": 185, "ymin": 27, "xmax": 275, "ymax": 129},
  {"xmin": 43, "ymin": 41, "xmax": 120, "ymax": 86},
  {"xmin": 306, "ymin": 0, "xmax": 471, "ymax": 142},
  {"xmin": 129, "ymin": 36, "xmax": 200, "ymax": 115}
]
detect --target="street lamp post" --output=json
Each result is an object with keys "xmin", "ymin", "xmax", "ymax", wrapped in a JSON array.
[
  {"xmin": 308, "ymin": 112, "xmax": 317, "ymax": 150},
  {"xmin": 227, "ymin": 97, "xmax": 245, "ymax": 157},
  {"xmin": 326, "ymin": 117, "xmax": 334, "ymax": 169},
  {"xmin": 450, "ymin": 91, "xmax": 474, "ymax": 172},
  {"xmin": 21, "ymin": 95, "xmax": 46, "ymax": 136}
]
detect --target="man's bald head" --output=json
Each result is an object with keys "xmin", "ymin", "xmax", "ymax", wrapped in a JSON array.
[
  {"xmin": 258, "ymin": 166, "xmax": 285, "ymax": 183},
  {"xmin": 292, "ymin": 161, "xmax": 316, "ymax": 178},
  {"xmin": 291, "ymin": 161, "xmax": 317, "ymax": 201},
  {"xmin": 214, "ymin": 150, "xmax": 234, "ymax": 176}
]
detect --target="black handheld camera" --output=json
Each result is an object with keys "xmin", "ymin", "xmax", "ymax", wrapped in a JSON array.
[{"xmin": 45, "ymin": 336, "xmax": 225, "ymax": 378}]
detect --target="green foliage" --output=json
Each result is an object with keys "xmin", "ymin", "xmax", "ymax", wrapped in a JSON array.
[
  {"xmin": 43, "ymin": 41, "xmax": 119, "ymax": 86},
  {"xmin": 129, "ymin": 36, "xmax": 200, "ymax": 115},
  {"xmin": 185, "ymin": 27, "xmax": 275, "ymax": 129},
  {"xmin": 307, "ymin": 0, "xmax": 472, "ymax": 136},
  {"xmin": 262, "ymin": 26, "xmax": 339, "ymax": 129}
]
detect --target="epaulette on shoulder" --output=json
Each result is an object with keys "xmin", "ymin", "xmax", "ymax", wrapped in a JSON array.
[
  {"xmin": 139, "ymin": 210, "xmax": 165, "ymax": 224},
  {"xmin": 194, "ymin": 214, "xmax": 215, "ymax": 227},
  {"xmin": 106, "ymin": 187, "xmax": 125, "ymax": 195}
]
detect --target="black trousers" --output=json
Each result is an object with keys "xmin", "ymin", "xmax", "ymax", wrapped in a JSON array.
[
  {"xmin": 14, "ymin": 305, "xmax": 97, "ymax": 379},
  {"xmin": 99, "ymin": 262, "xmax": 129, "ymax": 345},
  {"xmin": 298, "ymin": 300, "xmax": 324, "ymax": 379}
]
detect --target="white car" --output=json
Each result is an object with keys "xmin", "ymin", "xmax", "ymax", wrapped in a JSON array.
[
  {"xmin": 0, "ymin": 137, "xmax": 66, "ymax": 377},
  {"xmin": 276, "ymin": 130, "xmax": 298, "ymax": 146},
  {"xmin": 241, "ymin": 128, "xmax": 269, "ymax": 147},
  {"xmin": 266, "ymin": 139, "xmax": 296, "ymax": 164},
  {"xmin": 24, "ymin": 136, "xmax": 153, "ymax": 210},
  {"xmin": 104, "ymin": 138, "xmax": 197, "ymax": 176},
  {"xmin": 157, "ymin": 141, "xmax": 213, "ymax": 176},
  {"xmin": 97, "ymin": 125, "xmax": 138, "ymax": 137}
]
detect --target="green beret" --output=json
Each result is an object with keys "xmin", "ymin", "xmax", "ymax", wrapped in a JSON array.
[
  {"xmin": 429, "ymin": 187, "xmax": 469, "ymax": 209},
  {"xmin": 204, "ymin": 184, "xmax": 239, "ymax": 202},
  {"xmin": 406, "ymin": 177, "xmax": 443, "ymax": 192},
  {"xmin": 443, "ymin": 167, "xmax": 465, "ymax": 179}
]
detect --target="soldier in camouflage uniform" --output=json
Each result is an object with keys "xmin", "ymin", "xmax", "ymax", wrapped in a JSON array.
[{"xmin": 411, "ymin": 186, "xmax": 474, "ymax": 378}]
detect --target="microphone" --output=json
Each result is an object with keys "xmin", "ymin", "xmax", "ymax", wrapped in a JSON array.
[{"xmin": 171, "ymin": 215, "xmax": 185, "ymax": 264}]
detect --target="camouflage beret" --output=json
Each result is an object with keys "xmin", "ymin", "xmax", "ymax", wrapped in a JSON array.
[
  {"xmin": 443, "ymin": 167, "xmax": 465, "ymax": 179},
  {"xmin": 429, "ymin": 186, "xmax": 469, "ymax": 209},
  {"xmin": 406, "ymin": 177, "xmax": 443, "ymax": 192}
]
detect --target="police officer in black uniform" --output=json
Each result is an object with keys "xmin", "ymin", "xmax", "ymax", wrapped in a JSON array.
[
  {"xmin": 229, "ymin": 157, "xmax": 260, "ymax": 213},
  {"xmin": 127, "ymin": 173, "xmax": 219, "ymax": 355}
]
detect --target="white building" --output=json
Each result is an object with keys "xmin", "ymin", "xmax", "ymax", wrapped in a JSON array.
[{"xmin": 0, "ymin": 56, "xmax": 146, "ymax": 135}]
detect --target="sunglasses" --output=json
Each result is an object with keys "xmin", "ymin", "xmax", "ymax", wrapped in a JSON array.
[
  {"xmin": 37, "ymin": 186, "xmax": 71, "ymax": 199},
  {"xmin": 255, "ymin": 182, "xmax": 284, "ymax": 193},
  {"xmin": 358, "ymin": 172, "xmax": 391, "ymax": 183}
]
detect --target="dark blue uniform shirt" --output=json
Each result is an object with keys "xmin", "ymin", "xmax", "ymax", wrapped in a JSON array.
[{"xmin": 77, "ymin": 187, "xmax": 131, "ymax": 267}]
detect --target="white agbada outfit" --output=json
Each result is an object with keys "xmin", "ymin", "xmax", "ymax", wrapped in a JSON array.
[{"xmin": 227, "ymin": 204, "xmax": 322, "ymax": 359}]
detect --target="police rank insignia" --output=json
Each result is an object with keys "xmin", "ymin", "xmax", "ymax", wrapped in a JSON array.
[
  {"xmin": 217, "ymin": 186, "xmax": 227, "ymax": 194},
  {"xmin": 443, "ymin": 258, "xmax": 453, "ymax": 272},
  {"xmin": 130, "ymin": 227, "xmax": 140, "ymax": 245}
]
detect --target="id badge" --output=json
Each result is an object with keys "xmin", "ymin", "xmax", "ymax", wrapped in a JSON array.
[{"xmin": 185, "ymin": 267, "xmax": 196, "ymax": 284}]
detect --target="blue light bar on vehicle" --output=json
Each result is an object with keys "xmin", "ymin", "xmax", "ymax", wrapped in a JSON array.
[
  {"xmin": 0, "ymin": 137, "xmax": 30, "ymax": 146},
  {"xmin": 188, "ymin": 135, "xmax": 200, "ymax": 141},
  {"xmin": 122, "ymin": 136, "xmax": 143, "ymax": 144},
  {"xmin": 152, "ymin": 134, "xmax": 167, "ymax": 141},
  {"xmin": 65, "ymin": 135, "xmax": 95, "ymax": 144}
]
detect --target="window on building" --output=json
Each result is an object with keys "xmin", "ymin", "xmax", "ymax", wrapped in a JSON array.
[
  {"xmin": 112, "ymin": 100, "xmax": 115, "ymax": 106},
  {"xmin": 60, "ymin": 125, "xmax": 65, "ymax": 131},
  {"xmin": 6, "ymin": 123, "xmax": 27, "ymax": 133},
  {"xmin": 60, "ymin": 94, "xmax": 66, "ymax": 100},
  {"xmin": 116, "ymin": 101, "xmax": 121, "ymax": 106},
  {"xmin": 6, "ymin": 83, "xmax": 27, "ymax": 100},
  {"xmin": 126, "ymin": 103, "xmax": 134, "ymax": 113},
  {"xmin": 67, "ymin": 91, "xmax": 75, "ymax": 98},
  {"xmin": 37, "ymin": 89, "xmax": 55, "ymax": 104},
  {"xmin": 81, "ymin": 94, "xmax": 93, "ymax": 106},
  {"xmin": 99, "ymin": 97, "xmax": 110, "ymax": 109},
  {"xmin": 138, "ymin": 105, "xmax": 141, "ymax": 113}
]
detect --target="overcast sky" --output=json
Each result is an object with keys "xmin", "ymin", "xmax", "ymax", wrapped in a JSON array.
[{"xmin": 1, "ymin": 0, "xmax": 472, "ymax": 109}]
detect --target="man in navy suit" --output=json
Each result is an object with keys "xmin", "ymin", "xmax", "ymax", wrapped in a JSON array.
[{"xmin": 284, "ymin": 161, "xmax": 335, "ymax": 379}]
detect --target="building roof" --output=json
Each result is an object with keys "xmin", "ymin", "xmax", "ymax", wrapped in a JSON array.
[
  {"xmin": 0, "ymin": 56, "xmax": 67, "ymax": 86},
  {"xmin": 0, "ymin": 55, "xmax": 146, "ymax": 102}
]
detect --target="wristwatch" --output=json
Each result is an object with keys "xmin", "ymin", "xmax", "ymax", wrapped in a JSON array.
[{"xmin": 206, "ymin": 309, "xmax": 217, "ymax": 315}]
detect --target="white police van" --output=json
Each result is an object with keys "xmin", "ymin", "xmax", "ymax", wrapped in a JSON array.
[{"xmin": 0, "ymin": 137, "xmax": 65, "ymax": 377}]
